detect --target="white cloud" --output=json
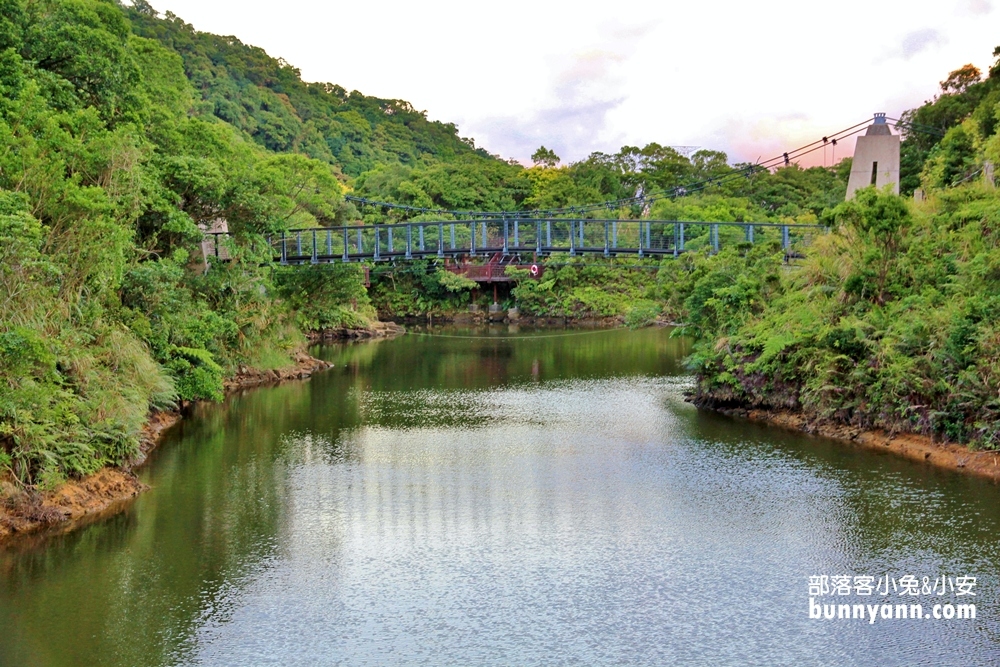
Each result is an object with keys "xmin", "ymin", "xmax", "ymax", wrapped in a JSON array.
[
  {"xmin": 468, "ymin": 46, "xmax": 637, "ymax": 161},
  {"xmin": 958, "ymin": 0, "xmax": 993, "ymax": 15},
  {"xmin": 144, "ymin": 0, "xmax": 1000, "ymax": 166},
  {"xmin": 897, "ymin": 29, "xmax": 947, "ymax": 60}
]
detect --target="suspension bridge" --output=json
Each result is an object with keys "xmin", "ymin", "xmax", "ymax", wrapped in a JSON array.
[
  {"xmin": 204, "ymin": 218, "xmax": 828, "ymax": 282},
  {"xmin": 201, "ymin": 114, "xmax": 933, "ymax": 281}
]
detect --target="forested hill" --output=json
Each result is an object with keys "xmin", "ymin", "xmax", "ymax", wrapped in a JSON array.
[
  {"xmin": 1, "ymin": 0, "xmax": 998, "ymax": 491},
  {"xmin": 124, "ymin": 1, "xmax": 491, "ymax": 177}
]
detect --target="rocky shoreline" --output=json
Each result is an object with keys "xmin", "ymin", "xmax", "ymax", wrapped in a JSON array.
[
  {"xmin": 0, "ymin": 346, "xmax": 345, "ymax": 544},
  {"xmin": 691, "ymin": 396, "xmax": 1000, "ymax": 483},
  {"xmin": 306, "ymin": 320, "xmax": 406, "ymax": 342}
]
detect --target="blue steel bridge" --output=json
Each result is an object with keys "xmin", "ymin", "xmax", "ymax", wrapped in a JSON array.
[{"xmin": 204, "ymin": 218, "xmax": 828, "ymax": 281}]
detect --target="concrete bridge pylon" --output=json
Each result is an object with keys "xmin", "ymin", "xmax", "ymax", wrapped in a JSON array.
[{"xmin": 846, "ymin": 113, "xmax": 900, "ymax": 199}]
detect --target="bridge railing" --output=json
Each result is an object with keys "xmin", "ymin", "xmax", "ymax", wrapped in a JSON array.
[{"xmin": 203, "ymin": 219, "xmax": 828, "ymax": 265}]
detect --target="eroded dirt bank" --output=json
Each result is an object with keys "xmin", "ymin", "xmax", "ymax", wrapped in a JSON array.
[
  {"xmin": 0, "ymin": 349, "xmax": 343, "ymax": 543},
  {"xmin": 694, "ymin": 398, "xmax": 1000, "ymax": 483}
]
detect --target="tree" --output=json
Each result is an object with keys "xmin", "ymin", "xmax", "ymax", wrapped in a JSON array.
[
  {"xmin": 940, "ymin": 64, "xmax": 981, "ymax": 95},
  {"xmin": 22, "ymin": 0, "xmax": 145, "ymax": 124},
  {"xmin": 834, "ymin": 187, "xmax": 912, "ymax": 305},
  {"xmin": 531, "ymin": 145, "xmax": 559, "ymax": 167},
  {"xmin": 691, "ymin": 150, "xmax": 730, "ymax": 180}
]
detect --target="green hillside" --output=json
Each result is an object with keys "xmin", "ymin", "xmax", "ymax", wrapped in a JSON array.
[
  {"xmin": 124, "ymin": 1, "xmax": 494, "ymax": 177},
  {"xmin": 686, "ymin": 56, "xmax": 1000, "ymax": 449},
  {"xmin": 1, "ymin": 0, "xmax": 994, "ymax": 492}
]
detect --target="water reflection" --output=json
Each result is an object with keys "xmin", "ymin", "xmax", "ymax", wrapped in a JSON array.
[{"xmin": 1, "ymin": 326, "xmax": 997, "ymax": 666}]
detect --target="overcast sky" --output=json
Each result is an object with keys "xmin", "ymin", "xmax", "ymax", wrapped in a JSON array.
[{"xmin": 143, "ymin": 0, "xmax": 998, "ymax": 166}]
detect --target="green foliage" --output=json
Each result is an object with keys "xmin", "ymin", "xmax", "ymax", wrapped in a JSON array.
[
  {"xmin": 23, "ymin": 0, "xmax": 145, "ymax": 123},
  {"xmin": 436, "ymin": 269, "xmax": 477, "ymax": 292},
  {"xmin": 510, "ymin": 258, "xmax": 660, "ymax": 319},
  {"xmin": 921, "ymin": 122, "xmax": 980, "ymax": 189},
  {"xmin": 897, "ymin": 49, "xmax": 1000, "ymax": 193},
  {"xmin": 4, "ymin": 0, "xmax": 995, "ymax": 489},
  {"xmin": 275, "ymin": 263, "xmax": 375, "ymax": 331},
  {"xmin": 124, "ymin": 4, "xmax": 491, "ymax": 177},
  {"xmin": 0, "ymin": 0, "xmax": 366, "ymax": 487},
  {"xmin": 831, "ymin": 186, "xmax": 912, "ymax": 305},
  {"xmin": 531, "ymin": 145, "xmax": 559, "ymax": 167},
  {"xmin": 164, "ymin": 346, "xmax": 223, "ymax": 401},
  {"xmin": 678, "ymin": 51, "xmax": 1000, "ymax": 448},
  {"xmin": 624, "ymin": 300, "xmax": 662, "ymax": 329},
  {"xmin": 691, "ymin": 187, "xmax": 1000, "ymax": 450},
  {"xmin": 368, "ymin": 261, "xmax": 482, "ymax": 316}
]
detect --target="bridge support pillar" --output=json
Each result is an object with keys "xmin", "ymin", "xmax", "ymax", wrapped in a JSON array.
[
  {"xmin": 438, "ymin": 223, "xmax": 444, "ymax": 258},
  {"xmin": 569, "ymin": 220, "xmax": 576, "ymax": 256},
  {"xmin": 342, "ymin": 228, "xmax": 349, "ymax": 261},
  {"xmin": 781, "ymin": 225, "xmax": 790, "ymax": 250},
  {"xmin": 711, "ymin": 224, "xmax": 719, "ymax": 254},
  {"xmin": 503, "ymin": 217, "xmax": 509, "ymax": 253},
  {"xmin": 406, "ymin": 224, "xmax": 412, "ymax": 259},
  {"xmin": 604, "ymin": 220, "xmax": 610, "ymax": 257},
  {"xmin": 280, "ymin": 232, "xmax": 288, "ymax": 265},
  {"xmin": 745, "ymin": 225, "xmax": 754, "ymax": 243},
  {"xmin": 374, "ymin": 226, "xmax": 380, "ymax": 261},
  {"xmin": 311, "ymin": 230, "xmax": 318, "ymax": 264}
]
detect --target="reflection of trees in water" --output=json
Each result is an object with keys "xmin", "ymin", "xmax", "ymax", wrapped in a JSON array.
[
  {"xmin": 0, "ymin": 328, "xmax": 693, "ymax": 666},
  {"xmin": 680, "ymin": 410, "xmax": 1000, "ymax": 573},
  {"xmin": 322, "ymin": 327, "xmax": 692, "ymax": 392},
  {"xmin": 0, "ymin": 377, "xmax": 364, "ymax": 667}
]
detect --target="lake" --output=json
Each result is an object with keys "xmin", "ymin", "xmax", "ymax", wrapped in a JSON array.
[{"xmin": 1, "ymin": 326, "xmax": 998, "ymax": 666}]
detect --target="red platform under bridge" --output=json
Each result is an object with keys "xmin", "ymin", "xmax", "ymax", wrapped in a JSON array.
[{"xmin": 445, "ymin": 253, "xmax": 543, "ymax": 283}]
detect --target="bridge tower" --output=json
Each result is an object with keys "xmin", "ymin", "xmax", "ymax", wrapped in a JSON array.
[{"xmin": 846, "ymin": 113, "xmax": 900, "ymax": 199}]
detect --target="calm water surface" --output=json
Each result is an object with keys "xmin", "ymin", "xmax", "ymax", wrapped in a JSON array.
[{"xmin": 1, "ymin": 326, "xmax": 999, "ymax": 666}]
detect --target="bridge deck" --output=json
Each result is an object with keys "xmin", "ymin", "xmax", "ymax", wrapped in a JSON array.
[{"xmin": 201, "ymin": 219, "xmax": 828, "ymax": 268}]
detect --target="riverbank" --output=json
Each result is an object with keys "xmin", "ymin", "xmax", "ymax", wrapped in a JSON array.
[
  {"xmin": 385, "ymin": 311, "xmax": 679, "ymax": 329},
  {"xmin": 693, "ymin": 397, "xmax": 1000, "ymax": 482},
  {"xmin": 0, "ymin": 348, "xmax": 341, "ymax": 543},
  {"xmin": 307, "ymin": 320, "xmax": 406, "ymax": 342}
]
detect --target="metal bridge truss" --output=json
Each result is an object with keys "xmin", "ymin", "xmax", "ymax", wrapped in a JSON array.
[{"xmin": 203, "ymin": 219, "xmax": 828, "ymax": 265}]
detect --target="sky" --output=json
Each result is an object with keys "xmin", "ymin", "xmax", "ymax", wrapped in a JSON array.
[{"xmin": 141, "ymin": 0, "xmax": 999, "ymax": 166}]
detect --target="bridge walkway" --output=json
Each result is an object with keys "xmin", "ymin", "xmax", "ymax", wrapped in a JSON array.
[{"xmin": 203, "ymin": 218, "xmax": 828, "ymax": 267}]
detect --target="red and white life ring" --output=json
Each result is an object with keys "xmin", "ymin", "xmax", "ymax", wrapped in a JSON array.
[{"xmin": 529, "ymin": 264, "xmax": 540, "ymax": 276}]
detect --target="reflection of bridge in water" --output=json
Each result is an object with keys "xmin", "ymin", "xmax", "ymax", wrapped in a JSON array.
[{"xmin": 204, "ymin": 218, "xmax": 829, "ymax": 282}]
